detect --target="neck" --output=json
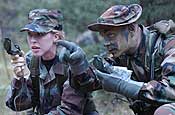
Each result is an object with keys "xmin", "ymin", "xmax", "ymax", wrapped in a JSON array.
[
  {"xmin": 127, "ymin": 26, "xmax": 142, "ymax": 55},
  {"xmin": 42, "ymin": 45, "xmax": 57, "ymax": 60}
]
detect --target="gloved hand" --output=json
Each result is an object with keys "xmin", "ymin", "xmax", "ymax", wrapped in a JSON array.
[
  {"xmin": 57, "ymin": 40, "xmax": 89, "ymax": 75},
  {"xmin": 11, "ymin": 52, "xmax": 30, "ymax": 79},
  {"xmin": 92, "ymin": 55, "xmax": 115, "ymax": 73},
  {"xmin": 95, "ymin": 69, "xmax": 144, "ymax": 99}
]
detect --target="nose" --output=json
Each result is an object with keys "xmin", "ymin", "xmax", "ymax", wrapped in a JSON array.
[
  {"xmin": 104, "ymin": 41, "xmax": 118, "ymax": 51},
  {"xmin": 30, "ymin": 36, "xmax": 37, "ymax": 43}
]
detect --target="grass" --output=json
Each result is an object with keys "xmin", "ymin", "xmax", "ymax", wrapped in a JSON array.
[{"xmin": 93, "ymin": 90, "xmax": 134, "ymax": 115}]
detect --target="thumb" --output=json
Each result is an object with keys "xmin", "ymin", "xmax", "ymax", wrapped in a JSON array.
[
  {"xmin": 57, "ymin": 40, "xmax": 77, "ymax": 53},
  {"xmin": 59, "ymin": 47, "xmax": 70, "ymax": 64}
]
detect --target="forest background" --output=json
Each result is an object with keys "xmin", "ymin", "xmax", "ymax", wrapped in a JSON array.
[{"xmin": 0, "ymin": 0, "xmax": 175, "ymax": 115}]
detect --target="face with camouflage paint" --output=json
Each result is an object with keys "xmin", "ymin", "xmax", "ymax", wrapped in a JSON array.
[
  {"xmin": 27, "ymin": 31, "xmax": 60, "ymax": 60},
  {"xmin": 100, "ymin": 25, "xmax": 140, "ymax": 58}
]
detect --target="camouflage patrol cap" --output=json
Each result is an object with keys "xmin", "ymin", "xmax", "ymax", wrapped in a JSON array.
[
  {"xmin": 20, "ymin": 9, "xmax": 63, "ymax": 33},
  {"xmin": 88, "ymin": 4, "xmax": 142, "ymax": 31}
]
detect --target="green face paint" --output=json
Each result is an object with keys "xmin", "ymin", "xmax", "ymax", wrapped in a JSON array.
[{"xmin": 101, "ymin": 27, "xmax": 131, "ymax": 58}]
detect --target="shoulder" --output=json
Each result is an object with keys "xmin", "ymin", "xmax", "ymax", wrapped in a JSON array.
[
  {"xmin": 163, "ymin": 35, "xmax": 175, "ymax": 52},
  {"xmin": 139, "ymin": 24, "xmax": 158, "ymax": 41}
]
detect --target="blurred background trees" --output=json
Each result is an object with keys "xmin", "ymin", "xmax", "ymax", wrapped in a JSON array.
[
  {"xmin": 0, "ymin": 0, "xmax": 175, "ymax": 114},
  {"xmin": 1, "ymin": 0, "xmax": 175, "ymax": 42},
  {"xmin": 1, "ymin": 0, "xmax": 175, "ymax": 51}
]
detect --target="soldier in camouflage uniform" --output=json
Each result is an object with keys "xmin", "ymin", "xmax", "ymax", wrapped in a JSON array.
[
  {"xmin": 5, "ymin": 9, "xmax": 99, "ymax": 115},
  {"xmin": 56, "ymin": 4, "xmax": 175, "ymax": 115},
  {"xmin": 87, "ymin": 4, "xmax": 175, "ymax": 115}
]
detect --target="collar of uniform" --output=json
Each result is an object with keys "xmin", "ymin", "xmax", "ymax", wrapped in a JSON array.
[
  {"xmin": 55, "ymin": 46, "xmax": 66, "ymax": 75},
  {"xmin": 39, "ymin": 58, "xmax": 48, "ymax": 80},
  {"xmin": 39, "ymin": 47, "xmax": 65, "ymax": 80}
]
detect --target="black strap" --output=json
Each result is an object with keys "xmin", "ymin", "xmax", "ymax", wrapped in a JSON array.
[{"xmin": 30, "ymin": 56, "xmax": 40, "ymax": 112}]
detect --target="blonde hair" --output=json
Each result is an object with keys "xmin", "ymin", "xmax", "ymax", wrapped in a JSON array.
[{"xmin": 51, "ymin": 30, "xmax": 65, "ymax": 40}]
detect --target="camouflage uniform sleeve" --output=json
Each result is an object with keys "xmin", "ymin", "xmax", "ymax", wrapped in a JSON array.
[
  {"xmin": 47, "ymin": 67, "xmax": 100, "ymax": 115},
  {"xmin": 70, "ymin": 66, "xmax": 102, "ymax": 92},
  {"xmin": 5, "ymin": 51, "xmax": 33, "ymax": 111},
  {"xmin": 59, "ymin": 80, "xmax": 98, "ymax": 115},
  {"xmin": 139, "ymin": 36, "xmax": 175, "ymax": 105}
]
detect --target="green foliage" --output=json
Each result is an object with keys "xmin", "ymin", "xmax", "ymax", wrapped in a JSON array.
[
  {"xmin": 83, "ymin": 41, "xmax": 105, "ymax": 60},
  {"xmin": 59, "ymin": 0, "xmax": 117, "ymax": 39},
  {"xmin": 1, "ymin": 0, "xmax": 174, "ymax": 45},
  {"xmin": 140, "ymin": 0, "xmax": 175, "ymax": 25}
]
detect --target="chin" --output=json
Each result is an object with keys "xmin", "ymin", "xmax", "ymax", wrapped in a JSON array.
[
  {"xmin": 32, "ymin": 52, "xmax": 43, "ymax": 57},
  {"xmin": 111, "ymin": 52, "xmax": 123, "ymax": 58}
]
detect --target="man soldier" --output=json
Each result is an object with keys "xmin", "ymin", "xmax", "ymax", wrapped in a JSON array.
[{"xmin": 87, "ymin": 4, "xmax": 175, "ymax": 115}]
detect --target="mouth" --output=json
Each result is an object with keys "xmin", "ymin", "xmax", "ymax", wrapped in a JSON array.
[{"xmin": 31, "ymin": 46, "xmax": 40, "ymax": 49}]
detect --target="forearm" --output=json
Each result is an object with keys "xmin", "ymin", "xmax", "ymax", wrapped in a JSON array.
[
  {"xmin": 6, "ymin": 77, "xmax": 33, "ymax": 111},
  {"xmin": 70, "ymin": 67, "xmax": 102, "ymax": 92}
]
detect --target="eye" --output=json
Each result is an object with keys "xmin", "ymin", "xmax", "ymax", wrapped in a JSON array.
[
  {"xmin": 107, "ymin": 32, "xmax": 116, "ymax": 38},
  {"xmin": 27, "ymin": 32, "xmax": 47, "ymax": 39},
  {"xmin": 27, "ymin": 32, "xmax": 32, "ymax": 37},
  {"xmin": 37, "ymin": 33, "xmax": 47, "ymax": 37}
]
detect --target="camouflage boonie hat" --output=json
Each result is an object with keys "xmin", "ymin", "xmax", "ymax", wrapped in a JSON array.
[
  {"xmin": 20, "ymin": 9, "xmax": 63, "ymax": 33},
  {"xmin": 88, "ymin": 4, "xmax": 142, "ymax": 31}
]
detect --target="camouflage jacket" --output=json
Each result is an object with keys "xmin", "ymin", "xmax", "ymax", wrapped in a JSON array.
[
  {"xmin": 121, "ymin": 25, "xmax": 175, "ymax": 105},
  {"xmin": 6, "ymin": 46, "xmax": 97, "ymax": 115},
  {"xmin": 113, "ymin": 24, "xmax": 175, "ymax": 113},
  {"xmin": 73, "ymin": 25, "xmax": 175, "ymax": 108}
]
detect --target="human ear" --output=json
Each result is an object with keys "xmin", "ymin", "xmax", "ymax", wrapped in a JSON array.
[
  {"xmin": 128, "ymin": 24, "xmax": 136, "ymax": 38},
  {"xmin": 128, "ymin": 24, "xmax": 136, "ymax": 33},
  {"xmin": 53, "ymin": 33, "xmax": 61, "ymax": 43}
]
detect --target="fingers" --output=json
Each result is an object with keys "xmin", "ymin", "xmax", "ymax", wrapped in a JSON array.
[
  {"xmin": 11, "ymin": 55, "xmax": 25, "ymax": 65},
  {"xmin": 14, "ymin": 66, "xmax": 24, "ymax": 77},
  {"xmin": 10, "ymin": 53, "xmax": 26, "ymax": 77},
  {"xmin": 57, "ymin": 40, "xmax": 86, "ymax": 66},
  {"xmin": 20, "ymin": 50, "xmax": 25, "ymax": 57},
  {"xmin": 57, "ymin": 40, "xmax": 77, "ymax": 52},
  {"xmin": 11, "ymin": 54, "xmax": 20, "ymax": 60}
]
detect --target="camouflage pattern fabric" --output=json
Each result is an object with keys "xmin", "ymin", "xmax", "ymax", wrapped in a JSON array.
[
  {"xmin": 6, "ymin": 46, "xmax": 98, "ymax": 115},
  {"xmin": 20, "ymin": 9, "xmax": 63, "ymax": 33},
  {"xmin": 86, "ymin": 4, "xmax": 175, "ymax": 115},
  {"xmin": 88, "ymin": 4, "xmax": 142, "ymax": 31},
  {"xmin": 114, "ymin": 25, "xmax": 175, "ymax": 114}
]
